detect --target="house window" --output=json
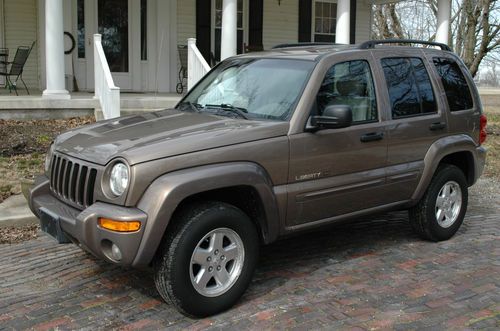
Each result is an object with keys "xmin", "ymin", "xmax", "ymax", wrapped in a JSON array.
[
  {"xmin": 98, "ymin": 0, "xmax": 129, "ymax": 72},
  {"xmin": 213, "ymin": 0, "xmax": 245, "ymax": 62},
  {"xmin": 77, "ymin": 0, "xmax": 85, "ymax": 58},
  {"xmin": 313, "ymin": 0, "xmax": 337, "ymax": 43}
]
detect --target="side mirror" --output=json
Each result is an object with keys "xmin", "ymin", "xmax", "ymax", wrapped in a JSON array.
[{"xmin": 310, "ymin": 105, "xmax": 353, "ymax": 130}]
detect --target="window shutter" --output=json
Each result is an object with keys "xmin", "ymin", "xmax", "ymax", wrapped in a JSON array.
[
  {"xmin": 298, "ymin": 0, "xmax": 312, "ymax": 42},
  {"xmin": 196, "ymin": 0, "xmax": 211, "ymax": 63},
  {"xmin": 248, "ymin": 0, "xmax": 263, "ymax": 49},
  {"xmin": 350, "ymin": 0, "xmax": 357, "ymax": 43}
]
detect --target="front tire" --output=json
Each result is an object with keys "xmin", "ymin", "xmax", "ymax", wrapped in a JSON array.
[
  {"xmin": 409, "ymin": 164, "xmax": 468, "ymax": 241},
  {"xmin": 154, "ymin": 202, "xmax": 259, "ymax": 317}
]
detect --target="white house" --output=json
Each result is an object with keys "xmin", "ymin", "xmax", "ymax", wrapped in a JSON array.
[{"xmin": 0, "ymin": 0, "xmax": 452, "ymax": 97}]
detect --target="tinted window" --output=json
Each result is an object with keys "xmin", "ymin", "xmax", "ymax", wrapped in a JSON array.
[
  {"xmin": 411, "ymin": 58, "xmax": 437, "ymax": 113},
  {"xmin": 433, "ymin": 57, "xmax": 474, "ymax": 111},
  {"xmin": 317, "ymin": 60, "xmax": 378, "ymax": 123},
  {"xmin": 381, "ymin": 57, "xmax": 437, "ymax": 118}
]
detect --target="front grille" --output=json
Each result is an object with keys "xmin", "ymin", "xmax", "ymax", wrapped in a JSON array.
[{"xmin": 50, "ymin": 154, "xmax": 98, "ymax": 209}]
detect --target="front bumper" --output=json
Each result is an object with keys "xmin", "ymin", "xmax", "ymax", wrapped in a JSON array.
[{"xmin": 28, "ymin": 176, "xmax": 147, "ymax": 266}]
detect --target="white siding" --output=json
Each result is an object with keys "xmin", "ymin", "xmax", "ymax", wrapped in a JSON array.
[
  {"xmin": 4, "ymin": 0, "xmax": 40, "ymax": 91},
  {"xmin": 355, "ymin": 0, "xmax": 371, "ymax": 42},
  {"xmin": 263, "ymin": 1, "xmax": 298, "ymax": 50},
  {"xmin": 177, "ymin": 0, "xmax": 196, "ymax": 46}
]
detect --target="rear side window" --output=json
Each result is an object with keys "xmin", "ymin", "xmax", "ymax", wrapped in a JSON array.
[
  {"xmin": 433, "ymin": 57, "xmax": 473, "ymax": 111},
  {"xmin": 381, "ymin": 57, "xmax": 437, "ymax": 118}
]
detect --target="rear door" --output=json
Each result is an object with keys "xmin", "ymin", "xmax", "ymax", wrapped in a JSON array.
[
  {"xmin": 371, "ymin": 49, "xmax": 448, "ymax": 201},
  {"xmin": 286, "ymin": 53, "xmax": 390, "ymax": 229}
]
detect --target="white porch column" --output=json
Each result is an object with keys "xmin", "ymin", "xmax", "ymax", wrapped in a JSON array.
[
  {"xmin": 42, "ymin": 0, "xmax": 69, "ymax": 99},
  {"xmin": 221, "ymin": 0, "xmax": 237, "ymax": 60},
  {"xmin": 335, "ymin": 0, "xmax": 351, "ymax": 44},
  {"xmin": 436, "ymin": 0, "xmax": 451, "ymax": 45}
]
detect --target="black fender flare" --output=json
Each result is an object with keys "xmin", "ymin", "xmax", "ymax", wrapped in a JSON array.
[
  {"xmin": 132, "ymin": 162, "xmax": 280, "ymax": 267},
  {"xmin": 412, "ymin": 134, "xmax": 478, "ymax": 202}
]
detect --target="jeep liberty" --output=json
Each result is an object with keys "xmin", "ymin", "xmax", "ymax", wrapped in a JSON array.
[{"xmin": 29, "ymin": 40, "xmax": 487, "ymax": 317}]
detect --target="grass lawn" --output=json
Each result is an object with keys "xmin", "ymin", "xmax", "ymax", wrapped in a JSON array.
[{"xmin": 481, "ymin": 94, "xmax": 500, "ymax": 178}]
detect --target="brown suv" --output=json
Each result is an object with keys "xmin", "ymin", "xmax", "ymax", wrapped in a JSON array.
[{"xmin": 29, "ymin": 40, "xmax": 487, "ymax": 317}]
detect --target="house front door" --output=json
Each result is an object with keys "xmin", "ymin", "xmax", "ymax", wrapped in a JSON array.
[{"xmin": 73, "ymin": 0, "xmax": 134, "ymax": 91}]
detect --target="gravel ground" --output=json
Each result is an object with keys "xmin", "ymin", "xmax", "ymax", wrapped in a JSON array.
[{"xmin": 0, "ymin": 225, "xmax": 39, "ymax": 244}]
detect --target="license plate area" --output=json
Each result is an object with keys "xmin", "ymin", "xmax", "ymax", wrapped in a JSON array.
[{"xmin": 39, "ymin": 208, "xmax": 71, "ymax": 243}]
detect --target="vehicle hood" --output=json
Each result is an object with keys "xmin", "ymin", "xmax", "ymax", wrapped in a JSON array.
[{"xmin": 55, "ymin": 109, "xmax": 289, "ymax": 165}]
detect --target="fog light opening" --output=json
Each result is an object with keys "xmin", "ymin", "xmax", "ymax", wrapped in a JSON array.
[
  {"xmin": 101, "ymin": 239, "xmax": 123, "ymax": 262},
  {"xmin": 111, "ymin": 243, "xmax": 122, "ymax": 261}
]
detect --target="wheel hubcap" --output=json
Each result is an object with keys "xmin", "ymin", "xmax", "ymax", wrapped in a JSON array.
[
  {"xmin": 435, "ymin": 181, "xmax": 462, "ymax": 228},
  {"xmin": 189, "ymin": 228, "xmax": 244, "ymax": 297}
]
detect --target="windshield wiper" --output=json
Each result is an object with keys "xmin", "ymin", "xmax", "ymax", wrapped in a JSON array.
[
  {"xmin": 205, "ymin": 104, "xmax": 249, "ymax": 120},
  {"xmin": 178, "ymin": 101, "xmax": 202, "ymax": 113}
]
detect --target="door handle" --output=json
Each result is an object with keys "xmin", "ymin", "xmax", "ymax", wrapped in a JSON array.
[
  {"xmin": 360, "ymin": 132, "xmax": 384, "ymax": 142},
  {"xmin": 429, "ymin": 122, "xmax": 446, "ymax": 131}
]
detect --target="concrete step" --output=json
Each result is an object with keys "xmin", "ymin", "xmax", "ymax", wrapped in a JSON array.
[
  {"xmin": 120, "ymin": 95, "xmax": 181, "ymax": 109},
  {"xmin": 0, "ymin": 93, "xmax": 182, "ymax": 120},
  {"xmin": 94, "ymin": 107, "xmax": 175, "ymax": 121},
  {"xmin": 0, "ymin": 194, "xmax": 38, "ymax": 228}
]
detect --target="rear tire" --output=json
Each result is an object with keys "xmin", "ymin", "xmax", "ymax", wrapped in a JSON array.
[
  {"xmin": 409, "ymin": 164, "xmax": 468, "ymax": 242},
  {"xmin": 153, "ymin": 201, "xmax": 259, "ymax": 317}
]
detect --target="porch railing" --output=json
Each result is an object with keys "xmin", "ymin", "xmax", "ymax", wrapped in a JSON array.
[
  {"xmin": 187, "ymin": 38, "xmax": 211, "ymax": 91},
  {"xmin": 94, "ymin": 34, "xmax": 120, "ymax": 119}
]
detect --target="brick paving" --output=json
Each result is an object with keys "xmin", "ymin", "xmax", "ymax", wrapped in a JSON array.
[{"xmin": 0, "ymin": 178, "xmax": 499, "ymax": 330}]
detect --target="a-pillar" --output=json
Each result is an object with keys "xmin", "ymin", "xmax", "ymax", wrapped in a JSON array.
[
  {"xmin": 335, "ymin": 0, "xmax": 350, "ymax": 44},
  {"xmin": 42, "ymin": 0, "xmax": 69, "ymax": 99},
  {"xmin": 436, "ymin": 0, "xmax": 451, "ymax": 45},
  {"xmin": 220, "ymin": 0, "xmax": 237, "ymax": 60}
]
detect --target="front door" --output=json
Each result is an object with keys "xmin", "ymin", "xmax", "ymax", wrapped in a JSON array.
[
  {"xmin": 74, "ymin": 0, "xmax": 133, "ymax": 91},
  {"xmin": 286, "ymin": 56, "xmax": 389, "ymax": 229},
  {"xmin": 96, "ymin": 0, "xmax": 131, "ymax": 89}
]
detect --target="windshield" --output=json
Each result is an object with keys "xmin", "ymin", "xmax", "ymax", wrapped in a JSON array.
[{"xmin": 180, "ymin": 58, "xmax": 314, "ymax": 120}]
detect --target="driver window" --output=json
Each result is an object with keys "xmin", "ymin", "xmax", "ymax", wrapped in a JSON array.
[{"xmin": 317, "ymin": 60, "xmax": 378, "ymax": 123}]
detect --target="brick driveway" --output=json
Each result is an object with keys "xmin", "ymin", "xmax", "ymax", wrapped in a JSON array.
[{"xmin": 0, "ymin": 179, "xmax": 499, "ymax": 330}]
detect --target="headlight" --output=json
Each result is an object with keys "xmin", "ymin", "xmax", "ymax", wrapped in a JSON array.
[
  {"xmin": 45, "ymin": 143, "xmax": 55, "ymax": 174},
  {"xmin": 109, "ymin": 162, "xmax": 129, "ymax": 196}
]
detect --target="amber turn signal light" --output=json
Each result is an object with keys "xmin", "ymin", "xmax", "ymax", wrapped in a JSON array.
[{"xmin": 98, "ymin": 218, "xmax": 141, "ymax": 232}]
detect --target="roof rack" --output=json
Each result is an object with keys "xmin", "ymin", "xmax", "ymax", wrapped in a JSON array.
[
  {"xmin": 272, "ymin": 42, "xmax": 337, "ymax": 49},
  {"xmin": 359, "ymin": 39, "xmax": 452, "ymax": 52}
]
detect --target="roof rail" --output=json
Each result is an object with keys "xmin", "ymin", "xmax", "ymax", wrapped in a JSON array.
[
  {"xmin": 272, "ymin": 42, "xmax": 337, "ymax": 49},
  {"xmin": 359, "ymin": 39, "xmax": 452, "ymax": 52}
]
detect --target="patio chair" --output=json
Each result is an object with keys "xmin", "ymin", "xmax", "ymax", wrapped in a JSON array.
[
  {"xmin": 0, "ymin": 41, "xmax": 35, "ymax": 95},
  {"xmin": 176, "ymin": 44, "xmax": 188, "ymax": 94}
]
